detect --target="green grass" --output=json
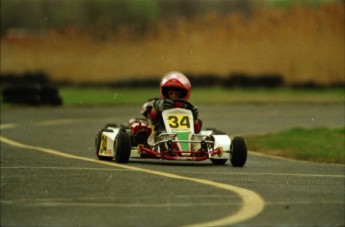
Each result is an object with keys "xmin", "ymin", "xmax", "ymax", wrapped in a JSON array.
[
  {"xmin": 59, "ymin": 86, "xmax": 344, "ymax": 106},
  {"xmin": 60, "ymin": 87, "xmax": 158, "ymax": 105},
  {"xmin": 247, "ymin": 127, "xmax": 345, "ymax": 164}
]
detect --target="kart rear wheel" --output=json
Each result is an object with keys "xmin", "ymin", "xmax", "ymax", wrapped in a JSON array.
[
  {"xmin": 114, "ymin": 132, "xmax": 131, "ymax": 163},
  {"xmin": 230, "ymin": 136, "xmax": 247, "ymax": 167},
  {"xmin": 95, "ymin": 129, "xmax": 113, "ymax": 161}
]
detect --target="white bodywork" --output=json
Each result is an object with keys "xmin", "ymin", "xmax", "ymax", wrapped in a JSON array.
[{"xmin": 97, "ymin": 128, "xmax": 118, "ymax": 158}]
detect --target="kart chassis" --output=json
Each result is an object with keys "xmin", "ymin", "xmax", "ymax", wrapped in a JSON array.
[{"xmin": 95, "ymin": 99, "xmax": 247, "ymax": 166}]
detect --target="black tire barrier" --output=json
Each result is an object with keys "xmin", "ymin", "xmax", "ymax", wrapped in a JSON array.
[
  {"xmin": 2, "ymin": 83, "xmax": 62, "ymax": 106},
  {"xmin": 112, "ymin": 78, "xmax": 160, "ymax": 88},
  {"xmin": 2, "ymin": 84, "xmax": 41, "ymax": 97},
  {"xmin": 3, "ymin": 72, "xmax": 340, "ymax": 90},
  {"xmin": 111, "ymin": 73, "xmax": 286, "ymax": 88},
  {"xmin": 3, "ymin": 94, "xmax": 42, "ymax": 105},
  {"xmin": 224, "ymin": 73, "xmax": 284, "ymax": 88},
  {"xmin": 188, "ymin": 73, "xmax": 222, "ymax": 87}
]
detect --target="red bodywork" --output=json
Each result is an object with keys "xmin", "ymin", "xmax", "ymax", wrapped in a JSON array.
[{"xmin": 138, "ymin": 145, "xmax": 223, "ymax": 161}]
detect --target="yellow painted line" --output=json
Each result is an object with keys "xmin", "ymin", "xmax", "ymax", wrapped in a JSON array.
[
  {"xmin": 0, "ymin": 123, "xmax": 18, "ymax": 130},
  {"xmin": 0, "ymin": 135, "xmax": 265, "ymax": 226},
  {"xmin": 0, "ymin": 166, "xmax": 131, "ymax": 171}
]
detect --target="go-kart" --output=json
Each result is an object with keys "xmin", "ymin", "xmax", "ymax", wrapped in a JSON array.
[{"xmin": 95, "ymin": 99, "xmax": 247, "ymax": 167}]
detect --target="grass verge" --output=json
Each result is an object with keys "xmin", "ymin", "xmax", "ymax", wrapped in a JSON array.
[
  {"xmin": 59, "ymin": 86, "xmax": 344, "ymax": 106},
  {"xmin": 247, "ymin": 127, "xmax": 345, "ymax": 164}
]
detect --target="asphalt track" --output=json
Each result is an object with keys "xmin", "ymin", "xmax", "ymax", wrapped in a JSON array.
[{"xmin": 1, "ymin": 104, "xmax": 344, "ymax": 226}]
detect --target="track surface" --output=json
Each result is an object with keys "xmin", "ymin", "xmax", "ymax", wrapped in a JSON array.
[{"xmin": 1, "ymin": 104, "xmax": 344, "ymax": 226}]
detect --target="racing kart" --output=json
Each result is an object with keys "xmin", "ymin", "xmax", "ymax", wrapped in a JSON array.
[{"xmin": 95, "ymin": 99, "xmax": 247, "ymax": 167}]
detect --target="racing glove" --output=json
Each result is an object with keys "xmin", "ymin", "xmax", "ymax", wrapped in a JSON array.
[
  {"xmin": 192, "ymin": 106, "xmax": 198, "ymax": 119},
  {"xmin": 153, "ymin": 99, "xmax": 174, "ymax": 112}
]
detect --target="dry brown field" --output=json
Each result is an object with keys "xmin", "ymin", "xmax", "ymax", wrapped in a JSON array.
[{"xmin": 1, "ymin": 3, "xmax": 344, "ymax": 85}]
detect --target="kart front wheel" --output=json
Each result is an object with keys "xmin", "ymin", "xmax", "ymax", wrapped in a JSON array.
[
  {"xmin": 210, "ymin": 159, "xmax": 227, "ymax": 165},
  {"xmin": 230, "ymin": 136, "xmax": 247, "ymax": 167},
  {"xmin": 114, "ymin": 132, "xmax": 131, "ymax": 163}
]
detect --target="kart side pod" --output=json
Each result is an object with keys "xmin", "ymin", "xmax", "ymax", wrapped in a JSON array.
[
  {"xmin": 97, "ymin": 128, "xmax": 120, "ymax": 158},
  {"xmin": 211, "ymin": 134, "xmax": 231, "ymax": 159}
]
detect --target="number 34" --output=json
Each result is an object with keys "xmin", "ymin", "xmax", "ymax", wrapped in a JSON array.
[{"xmin": 168, "ymin": 115, "xmax": 191, "ymax": 128}]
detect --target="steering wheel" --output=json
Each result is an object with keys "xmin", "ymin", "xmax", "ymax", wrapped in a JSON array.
[{"xmin": 171, "ymin": 98, "xmax": 195, "ymax": 110}]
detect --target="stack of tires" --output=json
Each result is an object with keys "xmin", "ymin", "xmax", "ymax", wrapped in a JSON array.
[{"xmin": 1, "ymin": 73, "xmax": 62, "ymax": 106}]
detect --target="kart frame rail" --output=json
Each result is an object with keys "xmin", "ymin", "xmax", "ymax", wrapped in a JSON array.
[{"xmin": 137, "ymin": 135, "xmax": 223, "ymax": 161}]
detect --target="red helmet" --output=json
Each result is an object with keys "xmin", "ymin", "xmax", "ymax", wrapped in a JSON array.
[{"xmin": 160, "ymin": 71, "xmax": 191, "ymax": 100}]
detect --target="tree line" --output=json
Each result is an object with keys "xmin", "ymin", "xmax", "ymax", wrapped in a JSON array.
[{"xmin": 1, "ymin": 0, "xmax": 333, "ymax": 35}]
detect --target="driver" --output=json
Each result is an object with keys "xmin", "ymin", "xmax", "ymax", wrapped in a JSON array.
[
  {"xmin": 143, "ymin": 71, "xmax": 201, "ymax": 132},
  {"xmin": 135, "ymin": 71, "xmax": 202, "ymax": 145}
]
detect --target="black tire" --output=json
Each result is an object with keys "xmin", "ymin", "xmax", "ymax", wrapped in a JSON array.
[
  {"xmin": 2, "ymin": 84, "xmax": 40, "ymax": 97},
  {"xmin": 119, "ymin": 125, "xmax": 129, "ymax": 132},
  {"xmin": 230, "ymin": 136, "xmax": 247, "ymax": 167},
  {"xmin": 95, "ymin": 129, "xmax": 113, "ymax": 161},
  {"xmin": 40, "ymin": 84, "xmax": 59, "ymax": 96},
  {"xmin": 2, "ymin": 84, "xmax": 41, "ymax": 105},
  {"xmin": 3, "ymin": 94, "xmax": 41, "ymax": 105},
  {"xmin": 41, "ymin": 95, "xmax": 63, "ymax": 105},
  {"xmin": 2, "ymin": 83, "xmax": 62, "ymax": 106},
  {"xmin": 114, "ymin": 132, "xmax": 131, "ymax": 163},
  {"xmin": 40, "ymin": 84, "xmax": 62, "ymax": 106},
  {"xmin": 210, "ymin": 159, "xmax": 227, "ymax": 165}
]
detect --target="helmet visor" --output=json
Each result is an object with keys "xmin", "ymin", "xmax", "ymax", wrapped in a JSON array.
[{"xmin": 162, "ymin": 87, "xmax": 187, "ymax": 99}]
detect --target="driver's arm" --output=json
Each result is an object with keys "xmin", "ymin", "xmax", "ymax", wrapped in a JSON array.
[
  {"xmin": 192, "ymin": 106, "xmax": 202, "ymax": 133},
  {"xmin": 149, "ymin": 99, "xmax": 174, "ymax": 121},
  {"xmin": 194, "ymin": 119, "xmax": 202, "ymax": 133},
  {"xmin": 152, "ymin": 99, "xmax": 174, "ymax": 112}
]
